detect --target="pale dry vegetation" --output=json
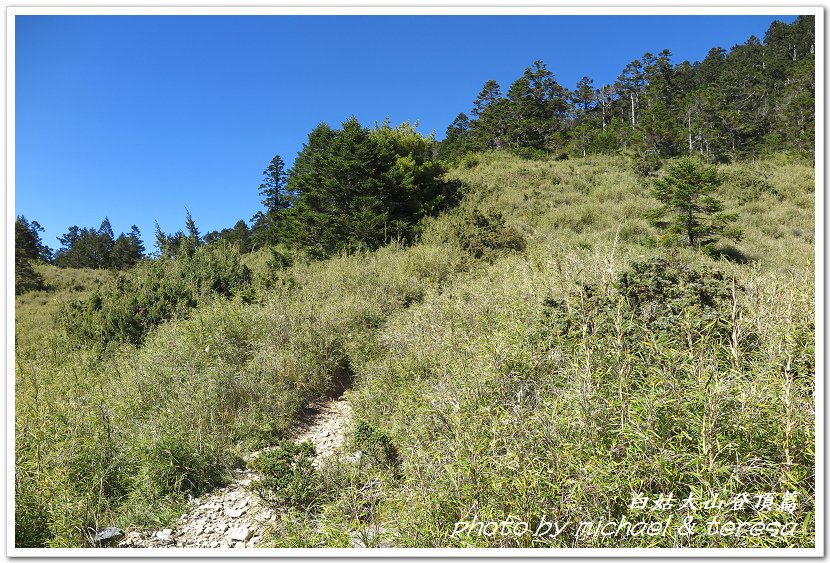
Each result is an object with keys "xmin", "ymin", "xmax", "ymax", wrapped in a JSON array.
[{"xmin": 15, "ymin": 152, "xmax": 814, "ymax": 548}]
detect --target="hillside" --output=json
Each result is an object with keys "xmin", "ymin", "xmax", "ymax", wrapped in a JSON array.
[{"xmin": 14, "ymin": 152, "xmax": 814, "ymax": 548}]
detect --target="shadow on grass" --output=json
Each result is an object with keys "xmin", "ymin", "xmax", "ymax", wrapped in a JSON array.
[{"xmin": 707, "ymin": 244, "xmax": 753, "ymax": 264}]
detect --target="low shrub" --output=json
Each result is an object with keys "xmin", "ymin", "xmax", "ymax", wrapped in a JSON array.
[
  {"xmin": 249, "ymin": 441, "xmax": 322, "ymax": 510},
  {"xmin": 615, "ymin": 256, "xmax": 735, "ymax": 336},
  {"xmin": 59, "ymin": 242, "xmax": 252, "ymax": 347},
  {"xmin": 723, "ymin": 168, "xmax": 781, "ymax": 204},
  {"xmin": 633, "ymin": 152, "xmax": 663, "ymax": 177},
  {"xmin": 453, "ymin": 208, "xmax": 526, "ymax": 260},
  {"xmin": 352, "ymin": 422, "xmax": 400, "ymax": 470}
]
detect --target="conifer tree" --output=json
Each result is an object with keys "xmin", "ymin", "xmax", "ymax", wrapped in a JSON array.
[
  {"xmin": 645, "ymin": 157, "xmax": 741, "ymax": 249},
  {"xmin": 15, "ymin": 215, "xmax": 50, "ymax": 293}
]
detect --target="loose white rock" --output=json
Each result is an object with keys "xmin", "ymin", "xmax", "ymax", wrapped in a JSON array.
[{"xmin": 228, "ymin": 526, "xmax": 252, "ymax": 542}]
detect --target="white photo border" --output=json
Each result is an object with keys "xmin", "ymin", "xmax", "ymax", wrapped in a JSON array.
[{"xmin": 4, "ymin": 2, "xmax": 824, "ymax": 559}]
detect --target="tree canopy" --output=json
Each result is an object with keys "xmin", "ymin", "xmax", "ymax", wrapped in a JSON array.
[
  {"xmin": 54, "ymin": 218, "xmax": 144, "ymax": 270},
  {"xmin": 15, "ymin": 215, "xmax": 51, "ymax": 294},
  {"xmin": 440, "ymin": 16, "xmax": 814, "ymax": 161},
  {"xmin": 250, "ymin": 117, "xmax": 456, "ymax": 258}
]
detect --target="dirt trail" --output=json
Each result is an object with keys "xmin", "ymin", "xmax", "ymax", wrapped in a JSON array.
[{"xmin": 119, "ymin": 397, "xmax": 352, "ymax": 549}]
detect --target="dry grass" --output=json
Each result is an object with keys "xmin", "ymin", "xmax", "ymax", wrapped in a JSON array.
[{"xmin": 15, "ymin": 152, "xmax": 814, "ymax": 548}]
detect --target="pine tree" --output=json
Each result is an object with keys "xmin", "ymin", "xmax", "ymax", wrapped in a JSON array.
[
  {"xmin": 645, "ymin": 157, "xmax": 742, "ymax": 249},
  {"xmin": 471, "ymin": 80, "xmax": 502, "ymax": 118},
  {"xmin": 504, "ymin": 61, "xmax": 568, "ymax": 151},
  {"xmin": 15, "ymin": 216, "xmax": 50, "ymax": 293},
  {"xmin": 251, "ymin": 154, "xmax": 292, "ymax": 246},
  {"xmin": 440, "ymin": 112, "xmax": 473, "ymax": 159},
  {"xmin": 571, "ymin": 76, "xmax": 595, "ymax": 115},
  {"xmin": 154, "ymin": 221, "xmax": 169, "ymax": 257},
  {"xmin": 183, "ymin": 208, "xmax": 202, "ymax": 255},
  {"xmin": 470, "ymin": 80, "xmax": 507, "ymax": 150},
  {"xmin": 110, "ymin": 225, "xmax": 144, "ymax": 269},
  {"xmin": 259, "ymin": 155, "xmax": 289, "ymax": 213},
  {"xmin": 617, "ymin": 59, "xmax": 645, "ymax": 128}
]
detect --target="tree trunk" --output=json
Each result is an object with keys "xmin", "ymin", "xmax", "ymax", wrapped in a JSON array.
[{"xmin": 687, "ymin": 111, "xmax": 693, "ymax": 154}]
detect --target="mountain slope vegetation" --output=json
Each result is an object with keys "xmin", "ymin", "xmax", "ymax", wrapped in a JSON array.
[
  {"xmin": 14, "ymin": 15, "xmax": 814, "ymax": 549},
  {"xmin": 15, "ymin": 152, "xmax": 814, "ymax": 547}
]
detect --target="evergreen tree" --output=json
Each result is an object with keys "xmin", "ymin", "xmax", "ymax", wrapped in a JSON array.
[
  {"xmin": 617, "ymin": 59, "xmax": 645, "ymax": 128},
  {"xmin": 645, "ymin": 157, "xmax": 741, "ymax": 249},
  {"xmin": 439, "ymin": 112, "xmax": 473, "ymax": 159},
  {"xmin": 284, "ymin": 117, "xmax": 451, "ymax": 257},
  {"xmin": 571, "ymin": 76, "xmax": 595, "ymax": 115},
  {"xmin": 154, "ymin": 220, "xmax": 169, "ymax": 257},
  {"xmin": 504, "ymin": 61, "xmax": 568, "ymax": 151},
  {"xmin": 181, "ymin": 209, "xmax": 202, "ymax": 256},
  {"xmin": 593, "ymin": 84, "xmax": 616, "ymax": 131},
  {"xmin": 15, "ymin": 215, "xmax": 52, "ymax": 262},
  {"xmin": 470, "ymin": 80, "xmax": 508, "ymax": 150},
  {"xmin": 695, "ymin": 47, "xmax": 727, "ymax": 87},
  {"xmin": 110, "ymin": 225, "xmax": 144, "ymax": 269},
  {"xmin": 251, "ymin": 154, "xmax": 292, "ymax": 246},
  {"xmin": 288, "ymin": 117, "xmax": 394, "ymax": 255},
  {"xmin": 471, "ymin": 79, "xmax": 502, "ymax": 118},
  {"xmin": 15, "ymin": 216, "xmax": 50, "ymax": 294},
  {"xmin": 259, "ymin": 154, "xmax": 289, "ymax": 213}
]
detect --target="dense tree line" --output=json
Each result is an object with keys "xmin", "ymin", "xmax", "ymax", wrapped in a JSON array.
[
  {"xmin": 15, "ymin": 214, "xmax": 147, "ymax": 294},
  {"xmin": 53, "ymin": 218, "xmax": 145, "ymax": 270},
  {"xmin": 441, "ymin": 16, "xmax": 814, "ymax": 161}
]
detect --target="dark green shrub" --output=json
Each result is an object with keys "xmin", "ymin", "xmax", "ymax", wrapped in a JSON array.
[
  {"xmin": 268, "ymin": 244, "xmax": 295, "ymax": 270},
  {"xmin": 723, "ymin": 169, "xmax": 782, "ymax": 203},
  {"xmin": 454, "ymin": 208, "xmax": 526, "ymax": 260},
  {"xmin": 633, "ymin": 152, "xmax": 662, "ymax": 177},
  {"xmin": 589, "ymin": 130, "xmax": 619, "ymax": 154},
  {"xmin": 513, "ymin": 147, "xmax": 547, "ymax": 161},
  {"xmin": 460, "ymin": 153, "xmax": 480, "ymax": 169},
  {"xmin": 352, "ymin": 422, "xmax": 399, "ymax": 470},
  {"xmin": 60, "ymin": 242, "xmax": 252, "ymax": 347},
  {"xmin": 15, "ymin": 259, "xmax": 47, "ymax": 295},
  {"xmin": 616, "ymin": 257, "xmax": 734, "ymax": 331},
  {"xmin": 249, "ymin": 440, "xmax": 322, "ymax": 510},
  {"xmin": 542, "ymin": 257, "xmax": 737, "ymax": 346}
]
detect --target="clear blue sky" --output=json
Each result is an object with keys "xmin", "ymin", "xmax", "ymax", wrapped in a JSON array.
[{"xmin": 15, "ymin": 14, "xmax": 798, "ymax": 251}]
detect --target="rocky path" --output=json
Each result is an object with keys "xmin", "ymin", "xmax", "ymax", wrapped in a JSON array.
[{"xmin": 119, "ymin": 397, "xmax": 352, "ymax": 549}]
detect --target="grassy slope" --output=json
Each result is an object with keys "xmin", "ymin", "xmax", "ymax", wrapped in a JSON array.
[
  {"xmin": 336, "ymin": 153, "xmax": 814, "ymax": 548},
  {"xmin": 14, "ymin": 152, "xmax": 814, "ymax": 548},
  {"xmin": 15, "ymin": 242, "xmax": 470, "ymax": 546}
]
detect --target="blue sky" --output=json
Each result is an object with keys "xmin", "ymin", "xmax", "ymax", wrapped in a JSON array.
[{"xmin": 15, "ymin": 14, "xmax": 798, "ymax": 251}]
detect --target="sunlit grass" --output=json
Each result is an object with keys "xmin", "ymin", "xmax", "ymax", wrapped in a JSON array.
[{"xmin": 15, "ymin": 152, "xmax": 814, "ymax": 548}]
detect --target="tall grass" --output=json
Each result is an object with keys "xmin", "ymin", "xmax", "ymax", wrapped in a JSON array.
[
  {"xmin": 268, "ymin": 152, "xmax": 815, "ymax": 548},
  {"xmin": 15, "ymin": 241, "xmax": 467, "ymax": 546},
  {"xmin": 15, "ymin": 152, "xmax": 814, "ymax": 548}
]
